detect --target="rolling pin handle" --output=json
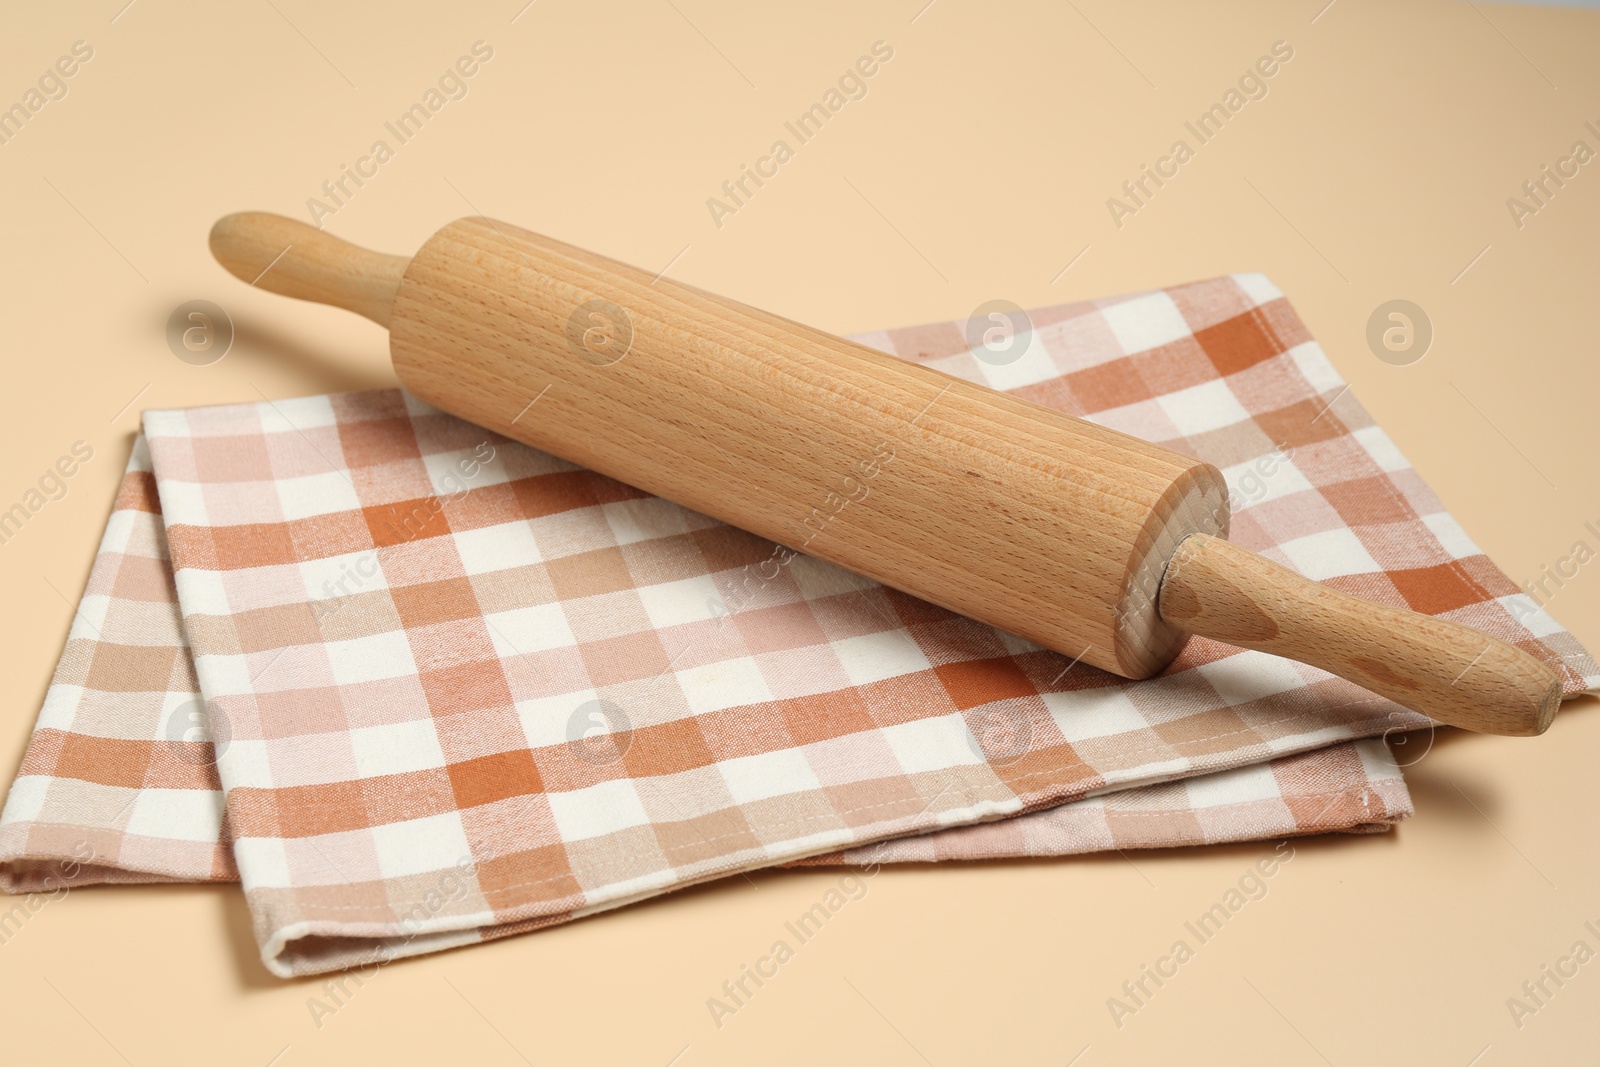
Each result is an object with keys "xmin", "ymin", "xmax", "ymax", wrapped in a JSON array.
[
  {"xmin": 208, "ymin": 212, "xmax": 409, "ymax": 328},
  {"xmin": 1157, "ymin": 534, "xmax": 1561, "ymax": 736}
]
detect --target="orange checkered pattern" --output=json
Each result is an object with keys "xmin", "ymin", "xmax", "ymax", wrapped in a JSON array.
[{"xmin": 2, "ymin": 274, "xmax": 1591, "ymax": 976}]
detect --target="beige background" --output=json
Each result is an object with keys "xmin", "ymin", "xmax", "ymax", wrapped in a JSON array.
[{"xmin": 2, "ymin": 0, "xmax": 1597, "ymax": 1063}]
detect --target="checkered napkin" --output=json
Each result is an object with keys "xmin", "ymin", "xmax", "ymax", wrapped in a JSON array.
[{"xmin": 2, "ymin": 275, "xmax": 1592, "ymax": 977}]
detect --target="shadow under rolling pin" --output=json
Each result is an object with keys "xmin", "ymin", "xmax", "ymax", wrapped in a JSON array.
[{"xmin": 208, "ymin": 211, "xmax": 1562, "ymax": 738}]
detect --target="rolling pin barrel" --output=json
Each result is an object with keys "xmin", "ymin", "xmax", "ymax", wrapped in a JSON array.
[
  {"xmin": 387, "ymin": 216, "xmax": 1229, "ymax": 682},
  {"xmin": 208, "ymin": 213, "xmax": 1562, "ymax": 736}
]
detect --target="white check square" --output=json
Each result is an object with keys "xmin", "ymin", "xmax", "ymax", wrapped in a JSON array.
[
  {"xmin": 1279, "ymin": 528, "xmax": 1382, "ymax": 581},
  {"xmin": 1225, "ymin": 454, "xmax": 1315, "ymax": 508},
  {"xmin": 637, "ymin": 574, "xmax": 726, "ymax": 631},
  {"xmin": 974, "ymin": 332, "xmax": 1064, "ymax": 391},
  {"xmin": 546, "ymin": 778, "xmax": 652, "ymax": 841},
  {"xmin": 349, "ymin": 718, "xmax": 447, "ymax": 778},
  {"xmin": 35, "ymin": 684, "xmax": 85, "ymax": 733},
  {"xmin": 717, "ymin": 748, "xmax": 822, "ymax": 804},
  {"xmin": 515, "ymin": 690, "xmax": 597, "ymax": 749},
  {"xmin": 218, "ymin": 738, "xmax": 274, "ymax": 789},
  {"xmin": 0, "ymin": 775, "xmax": 49, "ymax": 825},
  {"xmin": 676, "ymin": 656, "xmax": 773, "ymax": 715},
  {"xmin": 371, "ymin": 811, "xmax": 473, "ymax": 879},
  {"xmin": 424, "ymin": 448, "xmax": 510, "ymax": 494},
  {"xmin": 832, "ymin": 632, "xmax": 931, "ymax": 687},
  {"xmin": 233, "ymin": 837, "xmax": 292, "ymax": 889},
  {"xmin": 174, "ymin": 567, "xmax": 231, "ymax": 617},
  {"xmin": 1103, "ymin": 292, "xmax": 1192, "ymax": 354},
  {"xmin": 603, "ymin": 497, "xmax": 694, "ymax": 546},
  {"xmin": 1185, "ymin": 759, "xmax": 1277, "ymax": 807},
  {"xmin": 485, "ymin": 602, "xmax": 576, "ymax": 656},
  {"xmin": 1289, "ymin": 341, "xmax": 1345, "ymax": 397},
  {"xmin": 1196, "ymin": 652, "xmax": 1307, "ymax": 705},
  {"xmin": 275, "ymin": 469, "xmax": 364, "ymax": 521},
  {"xmin": 1422, "ymin": 512, "xmax": 1480, "ymax": 560},
  {"xmin": 299, "ymin": 548, "xmax": 387, "ymax": 605},
  {"xmin": 1353, "ymin": 425, "xmax": 1411, "ymax": 474},
  {"xmin": 880, "ymin": 715, "xmax": 983, "ymax": 774},
  {"xmin": 1156, "ymin": 379, "xmax": 1253, "ymax": 437},
  {"xmin": 1045, "ymin": 687, "xmax": 1148, "ymax": 742},
  {"xmin": 99, "ymin": 508, "xmax": 137, "ymax": 555},
  {"xmin": 154, "ymin": 479, "xmax": 210, "ymax": 527},
  {"xmin": 325, "ymin": 629, "xmax": 418, "ymax": 686},
  {"xmin": 1233, "ymin": 272, "xmax": 1283, "ymax": 307},
  {"xmin": 125, "ymin": 787, "xmax": 226, "ymax": 843},
  {"xmin": 453, "ymin": 521, "xmax": 543, "ymax": 575}
]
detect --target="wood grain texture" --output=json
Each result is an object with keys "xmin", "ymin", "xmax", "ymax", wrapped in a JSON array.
[
  {"xmin": 1159, "ymin": 534, "xmax": 1560, "ymax": 735},
  {"xmin": 209, "ymin": 212, "xmax": 408, "ymax": 327},
  {"xmin": 389, "ymin": 217, "xmax": 1230, "ymax": 679}
]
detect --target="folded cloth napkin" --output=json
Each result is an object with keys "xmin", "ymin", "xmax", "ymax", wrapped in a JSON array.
[{"xmin": 2, "ymin": 274, "xmax": 1592, "ymax": 976}]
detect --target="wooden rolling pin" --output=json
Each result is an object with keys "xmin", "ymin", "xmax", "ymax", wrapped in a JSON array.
[{"xmin": 209, "ymin": 212, "xmax": 1562, "ymax": 737}]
